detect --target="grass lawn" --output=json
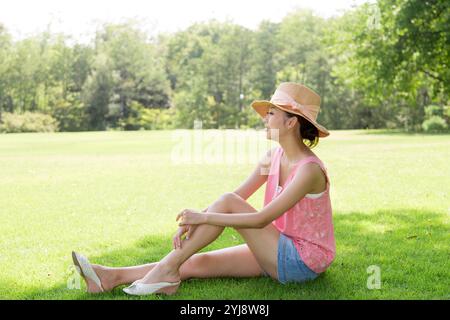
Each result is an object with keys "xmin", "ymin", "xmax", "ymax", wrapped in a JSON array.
[{"xmin": 0, "ymin": 129, "xmax": 448, "ymax": 300}]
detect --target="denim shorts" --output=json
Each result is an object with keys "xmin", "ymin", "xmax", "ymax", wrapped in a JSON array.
[{"xmin": 262, "ymin": 233, "xmax": 319, "ymax": 284}]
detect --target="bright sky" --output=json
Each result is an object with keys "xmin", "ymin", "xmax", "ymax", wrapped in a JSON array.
[{"xmin": 1, "ymin": 0, "xmax": 372, "ymax": 42}]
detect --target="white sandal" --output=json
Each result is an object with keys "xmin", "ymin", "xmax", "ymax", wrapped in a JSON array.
[
  {"xmin": 72, "ymin": 251, "xmax": 105, "ymax": 292},
  {"xmin": 123, "ymin": 280, "xmax": 181, "ymax": 296}
]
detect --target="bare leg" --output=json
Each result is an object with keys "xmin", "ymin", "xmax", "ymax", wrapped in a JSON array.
[
  {"xmin": 88, "ymin": 192, "xmax": 279, "ymax": 294},
  {"xmin": 90, "ymin": 262, "xmax": 158, "ymax": 292},
  {"xmin": 133, "ymin": 193, "xmax": 240, "ymax": 293},
  {"xmin": 92, "ymin": 242, "xmax": 266, "ymax": 292},
  {"xmin": 135, "ymin": 192, "xmax": 281, "ymax": 294},
  {"xmin": 90, "ymin": 193, "xmax": 235, "ymax": 292}
]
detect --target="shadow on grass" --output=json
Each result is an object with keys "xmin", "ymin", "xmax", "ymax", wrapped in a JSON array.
[{"xmin": 18, "ymin": 208, "xmax": 449, "ymax": 300}]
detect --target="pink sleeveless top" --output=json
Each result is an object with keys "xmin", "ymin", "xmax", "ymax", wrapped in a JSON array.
[{"xmin": 264, "ymin": 147, "xmax": 336, "ymax": 274}]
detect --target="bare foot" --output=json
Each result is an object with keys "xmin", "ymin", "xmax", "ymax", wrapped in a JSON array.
[
  {"xmin": 136, "ymin": 262, "xmax": 181, "ymax": 295},
  {"xmin": 88, "ymin": 265, "xmax": 118, "ymax": 293},
  {"xmin": 76, "ymin": 264, "xmax": 117, "ymax": 293}
]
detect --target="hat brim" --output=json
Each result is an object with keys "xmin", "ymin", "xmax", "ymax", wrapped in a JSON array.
[{"xmin": 251, "ymin": 100, "xmax": 330, "ymax": 138}]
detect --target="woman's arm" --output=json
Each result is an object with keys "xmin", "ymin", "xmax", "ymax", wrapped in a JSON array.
[
  {"xmin": 179, "ymin": 163, "xmax": 321, "ymax": 229},
  {"xmin": 232, "ymin": 147, "xmax": 276, "ymax": 200},
  {"xmin": 201, "ymin": 163, "xmax": 321, "ymax": 228},
  {"xmin": 204, "ymin": 212, "xmax": 263, "ymax": 229}
]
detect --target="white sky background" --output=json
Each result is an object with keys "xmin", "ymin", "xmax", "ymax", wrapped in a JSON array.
[{"xmin": 1, "ymin": 0, "xmax": 372, "ymax": 43}]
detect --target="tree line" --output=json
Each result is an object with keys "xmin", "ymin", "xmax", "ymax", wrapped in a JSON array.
[{"xmin": 0, "ymin": 0, "xmax": 448, "ymax": 133}]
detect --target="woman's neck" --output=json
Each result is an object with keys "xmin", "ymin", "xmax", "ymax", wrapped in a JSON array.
[{"xmin": 278, "ymin": 135, "xmax": 312, "ymax": 164}]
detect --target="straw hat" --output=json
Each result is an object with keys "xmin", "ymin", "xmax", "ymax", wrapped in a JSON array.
[{"xmin": 251, "ymin": 82, "xmax": 330, "ymax": 138}]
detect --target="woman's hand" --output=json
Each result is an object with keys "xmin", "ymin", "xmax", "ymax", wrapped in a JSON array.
[
  {"xmin": 172, "ymin": 225, "xmax": 197, "ymax": 249},
  {"xmin": 173, "ymin": 207, "xmax": 208, "ymax": 249},
  {"xmin": 176, "ymin": 208, "xmax": 208, "ymax": 226}
]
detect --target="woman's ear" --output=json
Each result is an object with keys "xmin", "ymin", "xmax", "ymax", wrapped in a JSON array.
[{"xmin": 286, "ymin": 116, "xmax": 298, "ymax": 130}]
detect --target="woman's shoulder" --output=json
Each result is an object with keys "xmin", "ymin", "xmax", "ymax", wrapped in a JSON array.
[
  {"xmin": 301, "ymin": 151, "xmax": 325, "ymax": 166},
  {"xmin": 298, "ymin": 153, "xmax": 327, "ymax": 173},
  {"xmin": 296, "ymin": 156, "xmax": 328, "ymax": 190}
]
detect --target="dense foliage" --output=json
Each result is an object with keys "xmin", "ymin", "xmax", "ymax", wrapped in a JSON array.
[{"xmin": 0, "ymin": 1, "xmax": 448, "ymax": 133}]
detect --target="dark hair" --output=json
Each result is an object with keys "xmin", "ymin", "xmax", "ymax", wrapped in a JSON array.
[{"xmin": 285, "ymin": 112, "xmax": 319, "ymax": 148}]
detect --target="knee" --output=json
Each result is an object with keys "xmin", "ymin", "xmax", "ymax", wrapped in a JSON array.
[
  {"xmin": 216, "ymin": 192, "xmax": 242, "ymax": 213},
  {"xmin": 218, "ymin": 192, "xmax": 242, "ymax": 204}
]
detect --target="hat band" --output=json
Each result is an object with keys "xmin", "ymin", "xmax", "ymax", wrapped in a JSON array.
[{"xmin": 270, "ymin": 90, "xmax": 319, "ymax": 121}]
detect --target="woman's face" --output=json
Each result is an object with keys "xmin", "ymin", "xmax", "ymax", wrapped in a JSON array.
[{"xmin": 264, "ymin": 106, "xmax": 295, "ymax": 141}]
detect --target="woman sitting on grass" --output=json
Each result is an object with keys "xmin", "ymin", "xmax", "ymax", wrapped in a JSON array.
[{"xmin": 72, "ymin": 82, "xmax": 336, "ymax": 295}]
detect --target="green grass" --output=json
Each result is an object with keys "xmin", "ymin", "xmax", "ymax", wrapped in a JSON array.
[{"xmin": 0, "ymin": 129, "xmax": 448, "ymax": 300}]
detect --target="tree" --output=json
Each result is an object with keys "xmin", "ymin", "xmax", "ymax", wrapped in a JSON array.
[
  {"xmin": 165, "ymin": 20, "xmax": 254, "ymax": 128},
  {"xmin": 91, "ymin": 22, "xmax": 171, "ymax": 128},
  {"xmin": 0, "ymin": 24, "xmax": 13, "ymax": 118},
  {"xmin": 248, "ymin": 20, "xmax": 279, "ymax": 104},
  {"xmin": 82, "ymin": 53, "xmax": 114, "ymax": 130},
  {"xmin": 376, "ymin": 0, "xmax": 449, "ymax": 95}
]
